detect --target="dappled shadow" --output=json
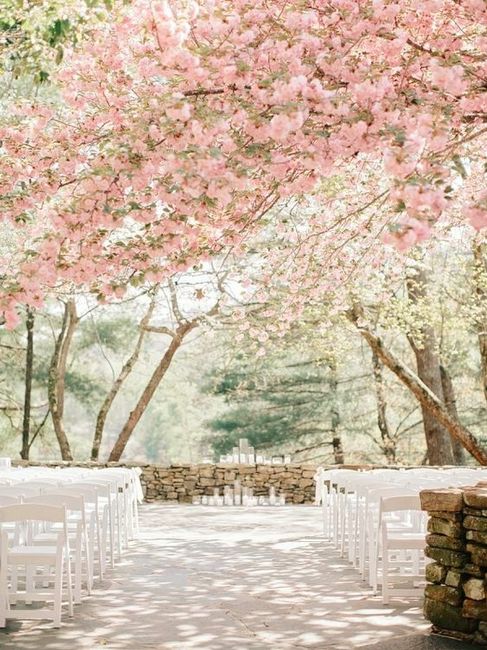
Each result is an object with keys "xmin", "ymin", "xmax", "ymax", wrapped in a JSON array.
[{"xmin": 0, "ymin": 505, "xmax": 428, "ymax": 649}]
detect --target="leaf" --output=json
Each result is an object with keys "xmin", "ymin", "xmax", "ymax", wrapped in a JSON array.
[
  {"xmin": 452, "ymin": 154, "xmax": 467, "ymax": 179},
  {"xmin": 55, "ymin": 46, "xmax": 64, "ymax": 65}
]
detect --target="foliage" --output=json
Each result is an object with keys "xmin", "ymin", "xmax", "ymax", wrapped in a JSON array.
[
  {"xmin": 206, "ymin": 351, "xmax": 334, "ymax": 455},
  {"xmin": 0, "ymin": 0, "xmax": 111, "ymax": 83}
]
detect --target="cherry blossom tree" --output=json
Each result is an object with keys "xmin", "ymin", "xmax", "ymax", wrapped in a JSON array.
[{"xmin": 1, "ymin": 0, "xmax": 486, "ymax": 330}]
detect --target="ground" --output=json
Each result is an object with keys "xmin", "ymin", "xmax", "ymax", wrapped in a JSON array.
[{"xmin": 0, "ymin": 504, "xmax": 468, "ymax": 650}]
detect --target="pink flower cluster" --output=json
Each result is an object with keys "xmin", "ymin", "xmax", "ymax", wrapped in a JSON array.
[{"xmin": 0, "ymin": 0, "xmax": 486, "ymax": 324}]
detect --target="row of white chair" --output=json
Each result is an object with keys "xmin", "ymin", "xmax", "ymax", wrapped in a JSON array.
[
  {"xmin": 314, "ymin": 467, "xmax": 483, "ymax": 603},
  {"xmin": 0, "ymin": 467, "xmax": 142, "ymax": 627}
]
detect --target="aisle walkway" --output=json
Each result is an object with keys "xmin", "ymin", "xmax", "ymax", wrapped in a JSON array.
[{"xmin": 1, "ymin": 504, "xmax": 434, "ymax": 649}]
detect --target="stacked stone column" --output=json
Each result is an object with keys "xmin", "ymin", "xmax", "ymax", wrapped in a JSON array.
[{"xmin": 421, "ymin": 485, "xmax": 487, "ymax": 644}]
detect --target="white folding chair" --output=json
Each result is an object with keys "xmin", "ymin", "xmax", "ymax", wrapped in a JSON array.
[
  {"xmin": 0, "ymin": 503, "xmax": 73, "ymax": 627},
  {"xmin": 24, "ymin": 494, "xmax": 92, "ymax": 604},
  {"xmin": 378, "ymin": 494, "xmax": 426, "ymax": 604},
  {"xmin": 46, "ymin": 485, "xmax": 106, "ymax": 580}
]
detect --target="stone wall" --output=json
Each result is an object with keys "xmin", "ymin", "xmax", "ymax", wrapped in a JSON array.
[
  {"xmin": 141, "ymin": 463, "xmax": 317, "ymax": 503},
  {"xmin": 420, "ymin": 484, "xmax": 487, "ymax": 644},
  {"xmin": 13, "ymin": 460, "xmax": 318, "ymax": 504}
]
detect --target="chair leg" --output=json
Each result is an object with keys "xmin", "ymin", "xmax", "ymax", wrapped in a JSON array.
[
  {"xmin": 382, "ymin": 547, "xmax": 389, "ymax": 605},
  {"xmin": 74, "ymin": 536, "xmax": 82, "ymax": 604},
  {"xmin": 101, "ymin": 509, "xmax": 108, "ymax": 575},
  {"xmin": 107, "ymin": 502, "xmax": 115, "ymax": 569},
  {"xmin": 25, "ymin": 565, "xmax": 34, "ymax": 605},
  {"xmin": 0, "ymin": 551, "xmax": 9, "ymax": 627},
  {"xmin": 115, "ymin": 496, "xmax": 122, "ymax": 560},
  {"xmin": 95, "ymin": 514, "xmax": 104, "ymax": 580},
  {"xmin": 83, "ymin": 528, "xmax": 92, "ymax": 594},
  {"xmin": 53, "ymin": 556, "xmax": 63, "ymax": 628},
  {"xmin": 65, "ymin": 552, "xmax": 74, "ymax": 618},
  {"xmin": 10, "ymin": 566, "xmax": 18, "ymax": 605}
]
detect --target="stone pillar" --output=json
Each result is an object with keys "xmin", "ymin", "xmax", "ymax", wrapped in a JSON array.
[{"xmin": 420, "ymin": 485, "xmax": 487, "ymax": 644}]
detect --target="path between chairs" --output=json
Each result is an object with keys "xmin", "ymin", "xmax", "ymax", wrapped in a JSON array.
[{"xmin": 0, "ymin": 504, "xmax": 455, "ymax": 650}]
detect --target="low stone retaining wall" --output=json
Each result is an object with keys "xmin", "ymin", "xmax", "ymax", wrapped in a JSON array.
[
  {"xmin": 141, "ymin": 463, "xmax": 318, "ymax": 503},
  {"xmin": 421, "ymin": 484, "xmax": 487, "ymax": 644},
  {"xmin": 13, "ymin": 460, "xmax": 319, "ymax": 504}
]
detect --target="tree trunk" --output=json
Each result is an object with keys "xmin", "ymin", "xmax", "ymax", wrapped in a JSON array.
[
  {"xmin": 472, "ymin": 241, "xmax": 487, "ymax": 404},
  {"xmin": 108, "ymin": 320, "xmax": 197, "ymax": 462},
  {"xmin": 406, "ymin": 269, "xmax": 454, "ymax": 465},
  {"xmin": 329, "ymin": 365, "xmax": 344, "ymax": 464},
  {"xmin": 440, "ymin": 365, "xmax": 465, "ymax": 465},
  {"xmin": 371, "ymin": 350, "xmax": 396, "ymax": 464},
  {"xmin": 91, "ymin": 297, "xmax": 157, "ymax": 461},
  {"xmin": 349, "ymin": 308, "xmax": 487, "ymax": 464},
  {"xmin": 48, "ymin": 300, "xmax": 78, "ymax": 461},
  {"xmin": 21, "ymin": 308, "xmax": 35, "ymax": 460}
]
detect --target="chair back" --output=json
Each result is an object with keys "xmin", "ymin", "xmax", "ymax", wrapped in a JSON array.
[
  {"xmin": 0, "ymin": 503, "xmax": 66, "ymax": 523},
  {"xmin": 380, "ymin": 494, "xmax": 421, "ymax": 513},
  {"xmin": 0, "ymin": 495, "xmax": 20, "ymax": 506},
  {"xmin": 23, "ymin": 494, "xmax": 84, "ymax": 513}
]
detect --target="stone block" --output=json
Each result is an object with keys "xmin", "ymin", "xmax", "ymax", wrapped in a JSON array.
[
  {"xmin": 428, "ymin": 510, "xmax": 463, "ymax": 522},
  {"xmin": 426, "ymin": 562, "xmax": 446, "ymax": 584},
  {"xmin": 199, "ymin": 478, "xmax": 216, "ymax": 486},
  {"xmin": 464, "ymin": 516, "xmax": 487, "ymax": 533},
  {"xmin": 467, "ymin": 544, "xmax": 487, "ymax": 566},
  {"xmin": 420, "ymin": 489, "xmax": 463, "ymax": 512},
  {"xmin": 426, "ymin": 533, "xmax": 465, "ymax": 551},
  {"xmin": 238, "ymin": 466, "xmax": 255, "ymax": 475},
  {"xmin": 464, "ymin": 563, "xmax": 484, "ymax": 578},
  {"xmin": 464, "ymin": 578, "xmax": 486, "ymax": 601},
  {"xmin": 464, "ymin": 489, "xmax": 487, "ymax": 510},
  {"xmin": 425, "ymin": 545, "xmax": 468, "ymax": 568},
  {"xmin": 424, "ymin": 598, "xmax": 478, "ymax": 633},
  {"xmin": 464, "ymin": 599, "xmax": 487, "ymax": 622},
  {"xmin": 466, "ymin": 530, "xmax": 487, "ymax": 545},
  {"xmin": 425, "ymin": 584, "xmax": 462, "ymax": 607},
  {"xmin": 445, "ymin": 570, "xmax": 462, "ymax": 588},
  {"xmin": 427, "ymin": 517, "xmax": 463, "ymax": 538}
]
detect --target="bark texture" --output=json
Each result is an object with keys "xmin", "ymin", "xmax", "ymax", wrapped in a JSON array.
[
  {"xmin": 371, "ymin": 350, "xmax": 396, "ymax": 464},
  {"xmin": 440, "ymin": 365, "xmax": 465, "ymax": 465},
  {"xmin": 48, "ymin": 300, "xmax": 78, "ymax": 461},
  {"xmin": 406, "ymin": 269, "xmax": 454, "ymax": 465},
  {"xmin": 473, "ymin": 241, "xmax": 487, "ymax": 404},
  {"xmin": 21, "ymin": 308, "xmax": 34, "ymax": 460},
  {"xmin": 329, "ymin": 365, "xmax": 344, "ymax": 464}
]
